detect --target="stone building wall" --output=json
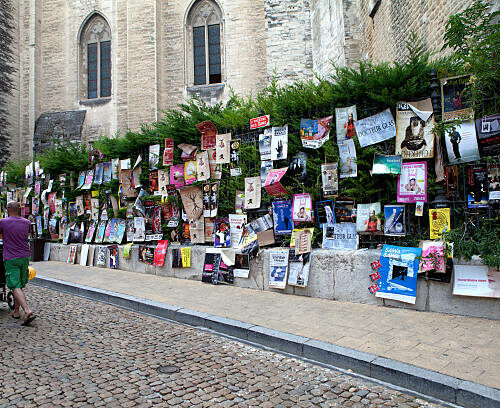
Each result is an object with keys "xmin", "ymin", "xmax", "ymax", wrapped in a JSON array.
[{"xmin": 358, "ymin": 0, "xmax": 476, "ymax": 63}]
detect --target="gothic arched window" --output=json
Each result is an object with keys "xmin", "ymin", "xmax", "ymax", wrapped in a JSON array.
[
  {"xmin": 79, "ymin": 14, "xmax": 111, "ymax": 100},
  {"xmin": 187, "ymin": 0, "xmax": 223, "ymax": 86}
]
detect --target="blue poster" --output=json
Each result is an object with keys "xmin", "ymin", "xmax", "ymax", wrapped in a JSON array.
[
  {"xmin": 375, "ymin": 245, "xmax": 421, "ymax": 304},
  {"xmin": 384, "ymin": 205, "xmax": 405, "ymax": 236},
  {"xmin": 272, "ymin": 200, "xmax": 294, "ymax": 235}
]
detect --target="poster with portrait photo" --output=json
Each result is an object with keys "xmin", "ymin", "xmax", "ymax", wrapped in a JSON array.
[
  {"xmin": 234, "ymin": 253, "xmax": 250, "ymax": 278},
  {"xmin": 196, "ymin": 150, "xmax": 210, "ymax": 182},
  {"xmin": 229, "ymin": 214, "xmax": 246, "ymax": 248},
  {"xmin": 138, "ymin": 245, "xmax": 155, "ymax": 265},
  {"xmin": 356, "ymin": 203, "xmax": 381, "ymax": 233},
  {"xmin": 397, "ymin": 162, "xmax": 427, "ymax": 203},
  {"xmin": 288, "ymin": 250, "xmax": 311, "ymax": 287},
  {"xmin": 475, "ymin": 113, "xmax": 500, "ymax": 157},
  {"xmin": 441, "ymin": 75, "xmax": 474, "ymax": 122},
  {"xmin": 82, "ymin": 170, "xmax": 94, "ymax": 190},
  {"xmin": 395, "ymin": 99, "xmax": 435, "ymax": 159},
  {"xmin": 316, "ymin": 200, "xmax": 335, "ymax": 228},
  {"xmin": 215, "ymin": 133, "xmax": 231, "ymax": 164},
  {"xmin": 269, "ymin": 249, "xmax": 289, "ymax": 289},
  {"xmin": 321, "ymin": 163, "xmax": 338, "ymax": 197},
  {"xmin": 338, "ymin": 139, "xmax": 357, "ymax": 178},
  {"xmin": 259, "ymin": 128, "xmax": 272, "ymax": 161},
  {"xmin": 488, "ymin": 162, "xmax": 500, "ymax": 200},
  {"xmin": 466, "ymin": 164, "xmax": 489, "ymax": 208},
  {"xmin": 244, "ymin": 177, "xmax": 261, "ymax": 209},
  {"xmin": 292, "ymin": 193, "xmax": 313, "ymax": 223},
  {"xmin": 133, "ymin": 217, "xmax": 146, "ymax": 242},
  {"xmin": 272, "ymin": 200, "xmax": 294, "ymax": 235},
  {"xmin": 270, "ymin": 125, "xmax": 288, "ymax": 161},
  {"xmin": 335, "ymin": 105, "xmax": 357, "ymax": 143},
  {"xmin": 384, "ymin": 205, "xmax": 406, "ymax": 236},
  {"xmin": 444, "ymin": 120, "xmax": 480, "ymax": 164}
]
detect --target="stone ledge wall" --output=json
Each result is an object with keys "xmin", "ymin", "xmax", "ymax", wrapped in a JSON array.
[{"xmin": 44, "ymin": 243, "xmax": 500, "ymax": 320}]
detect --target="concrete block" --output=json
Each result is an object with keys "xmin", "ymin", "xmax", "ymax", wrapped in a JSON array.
[
  {"xmin": 175, "ymin": 308, "xmax": 210, "ymax": 327},
  {"xmin": 370, "ymin": 357, "xmax": 459, "ymax": 402},
  {"xmin": 234, "ymin": 250, "xmax": 265, "ymax": 290},
  {"xmin": 247, "ymin": 325, "xmax": 308, "ymax": 355},
  {"xmin": 456, "ymin": 380, "xmax": 500, "ymax": 408},
  {"xmin": 292, "ymin": 250, "xmax": 335, "ymax": 299},
  {"xmin": 106, "ymin": 292, "xmax": 141, "ymax": 311},
  {"xmin": 204, "ymin": 315, "xmax": 254, "ymax": 339},
  {"xmin": 137, "ymin": 299, "xmax": 180, "ymax": 321},
  {"xmin": 303, "ymin": 339, "xmax": 375, "ymax": 376},
  {"xmin": 169, "ymin": 245, "xmax": 204, "ymax": 281}
]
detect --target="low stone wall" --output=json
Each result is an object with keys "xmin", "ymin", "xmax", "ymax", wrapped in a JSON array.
[{"xmin": 45, "ymin": 243, "xmax": 500, "ymax": 320}]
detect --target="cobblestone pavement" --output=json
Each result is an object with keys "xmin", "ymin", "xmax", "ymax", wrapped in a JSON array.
[{"xmin": 0, "ymin": 287, "xmax": 445, "ymax": 408}]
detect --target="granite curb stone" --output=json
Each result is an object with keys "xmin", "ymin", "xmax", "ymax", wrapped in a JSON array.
[{"xmin": 32, "ymin": 275, "xmax": 500, "ymax": 408}]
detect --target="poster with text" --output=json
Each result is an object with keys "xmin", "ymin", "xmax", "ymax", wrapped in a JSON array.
[
  {"xmin": 244, "ymin": 177, "xmax": 261, "ymax": 209},
  {"xmin": 300, "ymin": 116, "xmax": 332, "ymax": 148},
  {"xmin": 384, "ymin": 205, "xmax": 405, "ymax": 236},
  {"xmin": 133, "ymin": 217, "xmax": 146, "ymax": 241},
  {"xmin": 375, "ymin": 244, "xmax": 421, "ymax": 304},
  {"xmin": 444, "ymin": 120, "xmax": 480, "ymax": 164},
  {"xmin": 354, "ymin": 109, "xmax": 396, "ymax": 148},
  {"xmin": 334, "ymin": 198, "xmax": 356, "ymax": 223},
  {"xmin": 269, "ymin": 249, "xmax": 289, "ymax": 289},
  {"xmin": 229, "ymin": 214, "xmax": 246, "ymax": 248},
  {"xmin": 321, "ymin": 163, "xmax": 338, "ymax": 196},
  {"xmin": 356, "ymin": 203, "xmax": 381, "ymax": 233},
  {"xmin": 429, "ymin": 208, "xmax": 451, "ymax": 239},
  {"xmin": 466, "ymin": 164, "xmax": 489, "ymax": 208},
  {"xmin": 335, "ymin": 105, "xmax": 357, "ymax": 142},
  {"xmin": 288, "ymin": 250, "xmax": 311, "ymax": 287},
  {"xmin": 338, "ymin": 139, "xmax": 357, "ymax": 178},
  {"xmin": 215, "ymin": 133, "xmax": 231, "ymax": 164},
  {"xmin": 441, "ymin": 75, "xmax": 474, "ymax": 122},
  {"xmin": 95, "ymin": 221, "xmax": 107, "ymax": 243},
  {"xmin": 322, "ymin": 223, "xmax": 358, "ymax": 250},
  {"xmin": 395, "ymin": 99, "xmax": 435, "ymax": 159},
  {"xmin": 264, "ymin": 168, "xmax": 288, "ymax": 197},
  {"xmin": 397, "ymin": 162, "xmax": 427, "ymax": 203},
  {"xmin": 453, "ymin": 265, "xmax": 500, "ymax": 298},
  {"xmin": 102, "ymin": 161, "xmax": 112, "ymax": 183},
  {"xmin": 420, "ymin": 240, "xmax": 445, "ymax": 274},
  {"xmin": 158, "ymin": 169, "xmax": 169, "ymax": 195},
  {"xmin": 475, "ymin": 113, "xmax": 500, "ymax": 157},
  {"xmin": 270, "ymin": 125, "xmax": 288, "ymax": 161},
  {"xmin": 272, "ymin": 200, "xmax": 294, "ymax": 235},
  {"xmin": 259, "ymin": 128, "xmax": 272, "ymax": 161},
  {"xmin": 82, "ymin": 170, "xmax": 94, "ymax": 190},
  {"xmin": 163, "ymin": 138, "xmax": 174, "ymax": 166},
  {"xmin": 292, "ymin": 193, "xmax": 313, "ymax": 223},
  {"xmin": 153, "ymin": 240, "xmax": 169, "ymax": 266},
  {"xmin": 138, "ymin": 245, "xmax": 155, "ymax": 265},
  {"xmin": 120, "ymin": 169, "xmax": 137, "ymax": 198},
  {"xmin": 289, "ymin": 152, "xmax": 307, "ymax": 180},
  {"xmin": 214, "ymin": 217, "xmax": 231, "ymax": 248},
  {"xmin": 372, "ymin": 154, "xmax": 402, "ymax": 175},
  {"xmin": 488, "ymin": 163, "xmax": 500, "ymax": 200}
]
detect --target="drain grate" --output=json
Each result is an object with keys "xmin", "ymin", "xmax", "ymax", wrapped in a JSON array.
[{"xmin": 158, "ymin": 365, "xmax": 180, "ymax": 375}]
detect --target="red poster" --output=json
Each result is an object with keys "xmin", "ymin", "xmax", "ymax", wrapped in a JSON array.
[
  {"xmin": 250, "ymin": 115, "xmax": 270, "ymax": 130},
  {"xmin": 263, "ymin": 168, "xmax": 288, "ymax": 197},
  {"xmin": 153, "ymin": 240, "xmax": 169, "ymax": 266},
  {"xmin": 163, "ymin": 138, "xmax": 174, "ymax": 166},
  {"xmin": 48, "ymin": 192, "xmax": 56, "ymax": 214},
  {"xmin": 196, "ymin": 121, "xmax": 217, "ymax": 150}
]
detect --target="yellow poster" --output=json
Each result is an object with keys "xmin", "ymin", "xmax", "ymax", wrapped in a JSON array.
[
  {"xmin": 429, "ymin": 208, "xmax": 451, "ymax": 239},
  {"xmin": 123, "ymin": 243, "xmax": 133, "ymax": 258},
  {"xmin": 290, "ymin": 227, "xmax": 314, "ymax": 248},
  {"xmin": 181, "ymin": 247, "xmax": 191, "ymax": 268}
]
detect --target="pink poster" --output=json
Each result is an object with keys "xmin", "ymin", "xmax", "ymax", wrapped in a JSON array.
[
  {"xmin": 421, "ymin": 241, "xmax": 445, "ymax": 273},
  {"xmin": 397, "ymin": 162, "xmax": 427, "ymax": 203},
  {"xmin": 264, "ymin": 168, "xmax": 288, "ymax": 197},
  {"xmin": 292, "ymin": 193, "xmax": 313, "ymax": 223},
  {"xmin": 170, "ymin": 164, "xmax": 185, "ymax": 189}
]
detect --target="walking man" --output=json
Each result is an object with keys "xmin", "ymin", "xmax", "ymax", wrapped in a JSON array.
[{"xmin": 0, "ymin": 201, "xmax": 36, "ymax": 326}]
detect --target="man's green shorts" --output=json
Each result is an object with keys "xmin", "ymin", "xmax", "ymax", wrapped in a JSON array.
[{"xmin": 4, "ymin": 257, "xmax": 29, "ymax": 289}]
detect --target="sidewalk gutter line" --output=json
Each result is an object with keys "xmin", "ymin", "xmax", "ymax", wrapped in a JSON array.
[{"xmin": 32, "ymin": 275, "xmax": 500, "ymax": 408}]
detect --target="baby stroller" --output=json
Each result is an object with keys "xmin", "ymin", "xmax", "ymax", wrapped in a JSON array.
[{"xmin": 0, "ymin": 243, "xmax": 15, "ymax": 311}]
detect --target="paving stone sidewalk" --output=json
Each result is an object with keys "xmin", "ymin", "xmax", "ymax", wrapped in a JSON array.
[{"xmin": 33, "ymin": 261, "xmax": 500, "ymax": 390}]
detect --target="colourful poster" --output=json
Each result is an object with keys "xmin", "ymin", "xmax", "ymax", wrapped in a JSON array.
[
  {"xmin": 372, "ymin": 154, "xmax": 402, "ymax": 175},
  {"xmin": 153, "ymin": 240, "xmax": 169, "ymax": 266},
  {"xmin": 384, "ymin": 205, "xmax": 405, "ymax": 236},
  {"xmin": 321, "ymin": 163, "xmax": 338, "ymax": 196},
  {"xmin": 429, "ymin": 208, "xmax": 451, "ymax": 239},
  {"xmin": 316, "ymin": 200, "xmax": 335, "ymax": 228},
  {"xmin": 272, "ymin": 200, "xmax": 294, "ymax": 235},
  {"xmin": 397, "ymin": 162, "xmax": 427, "ymax": 203},
  {"xmin": 300, "ymin": 116, "xmax": 332, "ymax": 148},
  {"xmin": 197, "ymin": 120, "xmax": 217, "ymax": 150},
  {"xmin": 288, "ymin": 250, "xmax": 311, "ymax": 287},
  {"xmin": 441, "ymin": 75, "xmax": 474, "ymax": 122},
  {"xmin": 170, "ymin": 164, "xmax": 185, "ymax": 189},
  {"xmin": 163, "ymin": 138, "xmax": 174, "ymax": 166},
  {"xmin": 488, "ymin": 163, "xmax": 500, "ymax": 200},
  {"xmin": 214, "ymin": 217, "xmax": 231, "ymax": 248},
  {"xmin": 184, "ymin": 161, "xmax": 197, "ymax": 186},
  {"xmin": 292, "ymin": 193, "xmax": 313, "ymax": 223},
  {"xmin": 375, "ymin": 245, "xmax": 422, "ymax": 304},
  {"xmin": 264, "ymin": 168, "xmax": 288, "ymax": 197},
  {"xmin": 356, "ymin": 203, "xmax": 382, "ymax": 233},
  {"xmin": 466, "ymin": 164, "xmax": 489, "ymax": 208},
  {"xmin": 335, "ymin": 105, "xmax": 357, "ymax": 142},
  {"xmin": 269, "ymin": 249, "xmax": 289, "ymax": 289}
]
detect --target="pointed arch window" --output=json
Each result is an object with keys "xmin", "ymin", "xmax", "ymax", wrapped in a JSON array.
[
  {"xmin": 80, "ymin": 14, "xmax": 111, "ymax": 100},
  {"xmin": 187, "ymin": 1, "xmax": 223, "ymax": 86}
]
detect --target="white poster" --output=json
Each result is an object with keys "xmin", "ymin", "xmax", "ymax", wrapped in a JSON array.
[
  {"xmin": 338, "ymin": 139, "xmax": 357, "ymax": 178},
  {"xmin": 453, "ymin": 265, "xmax": 500, "ymax": 298},
  {"xmin": 354, "ymin": 109, "xmax": 396, "ymax": 148},
  {"xmin": 269, "ymin": 249, "xmax": 289, "ymax": 289},
  {"xmin": 229, "ymin": 214, "xmax": 247, "ymax": 248},
  {"xmin": 288, "ymin": 250, "xmax": 311, "ymax": 287},
  {"xmin": 335, "ymin": 105, "xmax": 357, "ymax": 143},
  {"xmin": 444, "ymin": 120, "xmax": 480, "ymax": 164},
  {"xmin": 259, "ymin": 128, "xmax": 272, "ymax": 161},
  {"xmin": 322, "ymin": 223, "xmax": 358, "ymax": 250},
  {"xmin": 149, "ymin": 144, "xmax": 160, "ymax": 169},
  {"xmin": 270, "ymin": 125, "xmax": 288, "ymax": 161},
  {"xmin": 215, "ymin": 133, "xmax": 231, "ymax": 164},
  {"xmin": 133, "ymin": 217, "xmax": 145, "ymax": 242},
  {"xmin": 244, "ymin": 177, "xmax": 261, "ymax": 209},
  {"xmin": 321, "ymin": 163, "xmax": 338, "ymax": 196}
]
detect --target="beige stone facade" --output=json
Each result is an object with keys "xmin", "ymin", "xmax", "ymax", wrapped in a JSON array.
[{"xmin": 5, "ymin": 0, "xmax": 483, "ymax": 161}]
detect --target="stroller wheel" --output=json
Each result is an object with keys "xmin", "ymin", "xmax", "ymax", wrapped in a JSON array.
[{"xmin": 7, "ymin": 291, "xmax": 15, "ymax": 310}]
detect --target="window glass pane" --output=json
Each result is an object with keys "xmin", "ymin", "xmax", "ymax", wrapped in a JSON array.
[
  {"xmin": 88, "ymin": 43, "xmax": 98, "ymax": 99},
  {"xmin": 208, "ymin": 24, "xmax": 221, "ymax": 84},
  {"xmin": 100, "ymin": 41, "xmax": 111, "ymax": 97},
  {"xmin": 193, "ymin": 26, "xmax": 206, "ymax": 85}
]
